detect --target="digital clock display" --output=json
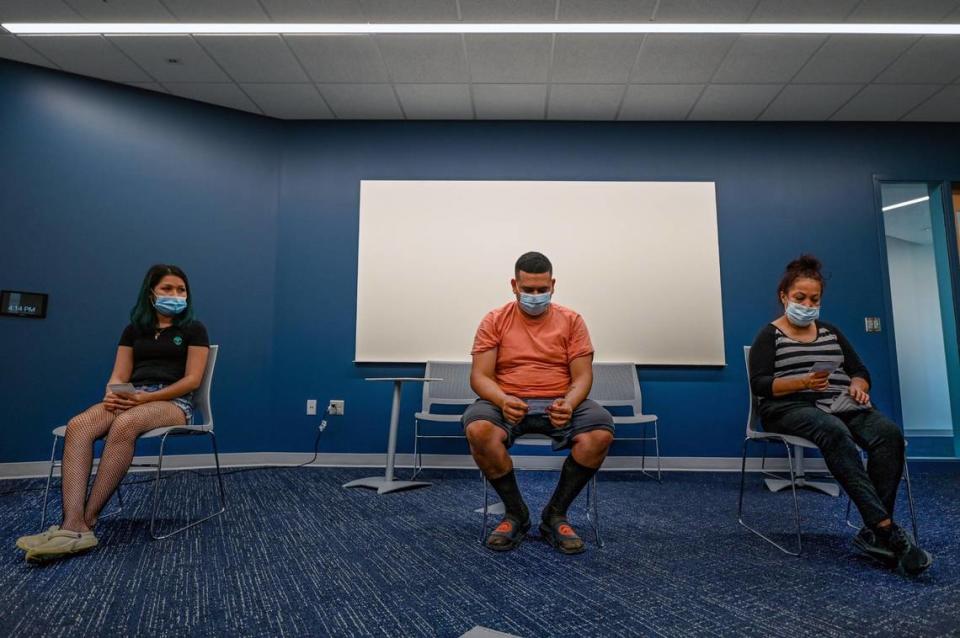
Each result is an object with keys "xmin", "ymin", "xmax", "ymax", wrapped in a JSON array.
[{"xmin": 1, "ymin": 290, "xmax": 48, "ymax": 319}]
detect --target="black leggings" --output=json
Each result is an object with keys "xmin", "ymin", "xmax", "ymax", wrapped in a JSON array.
[{"xmin": 759, "ymin": 401, "xmax": 905, "ymax": 528}]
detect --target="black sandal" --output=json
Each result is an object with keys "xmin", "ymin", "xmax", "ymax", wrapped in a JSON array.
[
  {"xmin": 485, "ymin": 515, "xmax": 531, "ymax": 552},
  {"xmin": 540, "ymin": 517, "xmax": 586, "ymax": 555}
]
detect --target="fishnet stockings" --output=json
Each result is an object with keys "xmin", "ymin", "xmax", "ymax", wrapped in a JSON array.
[{"xmin": 61, "ymin": 401, "xmax": 185, "ymax": 531}]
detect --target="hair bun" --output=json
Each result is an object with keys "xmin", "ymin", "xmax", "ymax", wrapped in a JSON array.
[{"xmin": 787, "ymin": 254, "xmax": 821, "ymax": 274}]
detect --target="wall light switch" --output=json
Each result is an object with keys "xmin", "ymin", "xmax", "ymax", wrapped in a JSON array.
[
  {"xmin": 865, "ymin": 317, "xmax": 881, "ymax": 333},
  {"xmin": 306, "ymin": 399, "xmax": 317, "ymax": 416}
]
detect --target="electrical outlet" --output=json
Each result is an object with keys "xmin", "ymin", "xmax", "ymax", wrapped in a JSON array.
[
  {"xmin": 329, "ymin": 400, "xmax": 345, "ymax": 416},
  {"xmin": 306, "ymin": 399, "xmax": 317, "ymax": 416}
]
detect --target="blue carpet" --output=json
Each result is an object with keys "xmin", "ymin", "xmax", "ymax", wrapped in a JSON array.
[{"xmin": 1, "ymin": 468, "xmax": 958, "ymax": 637}]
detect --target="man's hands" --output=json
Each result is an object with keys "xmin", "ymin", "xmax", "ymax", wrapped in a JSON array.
[
  {"xmin": 103, "ymin": 390, "xmax": 148, "ymax": 413},
  {"xmin": 500, "ymin": 395, "xmax": 528, "ymax": 425},
  {"xmin": 547, "ymin": 398, "xmax": 573, "ymax": 428},
  {"xmin": 498, "ymin": 395, "xmax": 573, "ymax": 428}
]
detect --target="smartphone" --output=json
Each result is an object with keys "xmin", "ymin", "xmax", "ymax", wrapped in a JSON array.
[
  {"xmin": 525, "ymin": 399, "xmax": 557, "ymax": 416},
  {"xmin": 810, "ymin": 361, "xmax": 840, "ymax": 375},
  {"xmin": 108, "ymin": 383, "xmax": 137, "ymax": 396}
]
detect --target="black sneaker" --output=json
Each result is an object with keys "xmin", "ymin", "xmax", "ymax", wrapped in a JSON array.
[
  {"xmin": 852, "ymin": 526, "xmax": 896, "ymax": 566},
  {"xmin": 885, "ymin": 525, "xmax": 933, "ymax": 576}
]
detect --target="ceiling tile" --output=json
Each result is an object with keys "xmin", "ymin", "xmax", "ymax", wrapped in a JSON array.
[
  {"xmin": 619, "ymin": 84, "xmax": 702, "ymax": 120},
  {"xmin": 318, "ymin": 83, "xmax": 402, "ymax": 118},
  {"xmin": 285, "ymin": 35, "xmax": 389, "ymax": 83},
  {"xmin": 759, "ymin": 84, "xmax": 862, "ymax": 120},
  {"xmin": 375, "ymin": 35, "xmax": 468, "ymax": 83},
  {"xmin": 395, "ymin": 84, "xmax": 473, "ymax": 119},
  {"xmin": 558, "ymin": 0, "xmax": 656, "ymax": 21},
  {"xmin": 831, "ymin": 84, "xmax": 942, "ymax": 121},
  {"xmin": 125, "ymin": 81, "xmax": 168, "ymax": 93},
  {"xmin": 241, "ymin": 83, "xmax": 334, "ymax": 119},
  {"xmin": 162, "ymin": 0, "xmax": 270, "ymax": 21},
  {"xmin": 466, "ymin": 35, "xmax": 552, "ymax": 83},
  {"xmin": 359, "ymin": 0, "xmax": 458, "ymax": 21},
  {"xmin": 631, "ymin": 35, "xmax": 736, "ymax": 83},
  {"xmin": 22, "ymin": 35, "xmax": 152, "ymax": 82},
  {"xmin": 793, "ymin": 35, "xmax": 917, "ymax": 84},
  {"xmin": 164, "ymin": 82, "xmax": 261, "ymax": 113},
  {"xmin": 875, "ymin": 37, "xmax": 960, "ymax": 84},
  {"xmin": 551, "ymin": 35, "xmax": 642, "ymax": 83},
  {"xmin": 845, "ymin": 0, "xmax": 959, "ymax": 22},
  {"xmin": 62, "ymin": 0, "xmax": 173, "ymax": 20},
  {"xmin": 258, "ymin": 0, "xmax": 366, "ymax": 21},
  {"xmin": 459, "ymin": 0, "xmax": 557, "ymax": 21},
  {"xmin": 0, "ymin": 35, "xmax": 59, "ymax": 68},
  {"xmin": 0, "ymin": 1, "xmax": 78, "ymax": 21},
  {"xmin": 654, "ymin": 0, "xmax": 760, "ymax": 22},
  {"xmin": 749, "ymin": 0, "xmax": 860, "ymax": 22},
  {"xmin": 473, "ymin": 84, "xmax": 546, "ymax": 119},
  {"xmin": 712, "ymin": 35, "xmax": 824, "ymax": 84},
  {"xmin": 548, "ymin": 84, "xmax": 624, "ymax": 120},
  {"xmin": 688, "ymin": 84, "xmax": 781, "ymax": 120},
  {"xmin": 109, "ymin": 36, "xmax": 230, "ymax": 83},
  {"xmin": 196, "ymin": 35, "xmax": 308, "ymax": 83},
  {"xmin": 901, "ymin": 86, "xmax": 960, "ymax": 121}
]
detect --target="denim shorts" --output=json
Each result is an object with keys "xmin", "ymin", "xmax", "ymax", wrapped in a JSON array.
[{"xmin": 134, "ymin": 384, "xmax": 195, "ymax": 424}]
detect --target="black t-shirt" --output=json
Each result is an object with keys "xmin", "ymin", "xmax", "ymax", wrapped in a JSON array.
[{"xmin": 118, "ymin": 320, "xmax": 210, "ymax": 386}]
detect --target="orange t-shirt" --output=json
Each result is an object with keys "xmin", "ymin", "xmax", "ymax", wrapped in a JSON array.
[{"xmin": 471, "ymin": 301, "xmax": 594, "ymax": 398}]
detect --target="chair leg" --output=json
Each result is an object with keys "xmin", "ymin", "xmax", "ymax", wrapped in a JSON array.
[
  {"xmin": 150, "ymin": 431, "xmax": 227, "ymax": 540},
  {"xmin": 903, "ymin": 454, "xmax": 919, "ymax": 544},
  {"xmin": 39, "ymin": 434, "xmax": 60, "ymax": 531},
  {"xmin": 410, "ymin": 420, "xmax": 421, "ymax": 480},
  {"xmin": 479, "ymin": 472, "xmax": 489, "ymax": 544},
  {"xmin": 587, "ymin": 474, "xmax": 603, "ymax": 547},
  {"xmin": 640, "ymin": 425, "xmax": 647, "ymax": 476},
  {"xmin": 653, "ymin": 420, "xmax": 662, "ymax": 483},
  {"xmin": 737, "ymin": 437, "xmax": 803, "ymax": 556}
]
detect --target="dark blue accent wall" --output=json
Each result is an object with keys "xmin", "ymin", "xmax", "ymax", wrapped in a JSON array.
[
  {"xmin": 4, "ymin": 58, "xmax": 960, "ymax": 463},
  {"xmin": 0, "ymin": 61, "xmax": 282, "ymax": 463}
]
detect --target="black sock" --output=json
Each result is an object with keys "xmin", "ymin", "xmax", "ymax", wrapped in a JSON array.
[
  {"xmin": 488, "ymin": 470, "xmax": 529, "ymax": 522},
  {"xmin": 543, "ymin": 456, "xmax": 598, "ymax": 523}
]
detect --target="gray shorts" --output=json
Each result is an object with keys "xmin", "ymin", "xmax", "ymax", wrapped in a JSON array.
[{"xmin": 461, "ymin": 398, "xmax": 614, "ymax": 451}]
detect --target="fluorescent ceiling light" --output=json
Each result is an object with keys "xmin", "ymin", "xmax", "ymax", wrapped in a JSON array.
[
  {"xmin": 6, "ymin": 22, "xmax": 960, "ymax": 35},
  {"xmin": 882, "ymin": 196, "xmax": 930, "ymax": 212}
]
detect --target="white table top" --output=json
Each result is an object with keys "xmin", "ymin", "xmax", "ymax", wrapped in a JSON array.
[{"xmin": 364, "ymin": 377, "xmax": 443, "ymax": 382}]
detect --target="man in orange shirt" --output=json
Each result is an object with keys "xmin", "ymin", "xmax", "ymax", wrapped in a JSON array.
[{"xmin": 463, "ymin": 251, "xmax": 614, "ymax": 554}]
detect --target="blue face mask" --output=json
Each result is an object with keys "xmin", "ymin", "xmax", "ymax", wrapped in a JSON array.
[
  {"xmin": 785, "ymin": 301, "xmax": 819, "ymax": 327},
  {"xmin": 153, "ymin": 295, "xmax": 187, "ymax": 317},
  {"xmin": 518, "ymin": 291, "xmax": 551, "ymax": 316}
]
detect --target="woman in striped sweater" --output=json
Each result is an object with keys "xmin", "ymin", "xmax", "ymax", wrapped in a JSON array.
[{"xmin": 749, "ymin": 255, "xmax": 932, "ymax": 576}]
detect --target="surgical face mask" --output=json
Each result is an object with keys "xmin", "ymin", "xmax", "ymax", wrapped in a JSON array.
[
  {"xmin": 153, "ymin": 295, "xmax": 187, "ymax": 317},
  {"xmin": 785, "ymin": 301, "xmax": 819, "ymax": 327},
  {"xmin": 518, "ymin": 291, "xmax": 551, "ymax": 316}
]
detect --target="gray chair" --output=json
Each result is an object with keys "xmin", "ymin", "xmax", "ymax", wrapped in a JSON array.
[
  {"xmin": 410, "ymin": 361, "xmax": 476, "ymax": 480},
  {"xmin": 589, "ymin": 363, "xmax": 661, "ymax": 481},
  {"xmin": 40, "ymin": 345, "xmax": 226, "ymax": 540},
  {"xmin": 738, "ymin": 345, "xmax": 918, "ymax": 555}
]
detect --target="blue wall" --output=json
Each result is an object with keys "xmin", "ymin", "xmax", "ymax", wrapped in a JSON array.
[
  {"xmin": 0, "ymin": 61, "xmax": 282, "ymax": 462},
  {"xmin": 4, "ymin": 58, "xmax": 960, "ymax": 463}
]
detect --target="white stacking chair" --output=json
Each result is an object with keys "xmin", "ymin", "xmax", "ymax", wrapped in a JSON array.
[
  {"xmin": 410, "ymin": 361, "xmax": 477, "ymax": 479},
  {"xmin": 40, "ymin": 345, "xmax": 226, "ymax": 540},
  {"xmin": 738, "ymin": 345, "xmax": 918, "ymax": 555},
  {"xmin": 589, "ymin": 363, "xmax": 661, "ymax": 481}
]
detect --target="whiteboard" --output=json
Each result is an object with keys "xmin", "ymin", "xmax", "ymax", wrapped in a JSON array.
[{"xmin": 356, "ymin": 180, "xmax": 725, "ymax": 365}]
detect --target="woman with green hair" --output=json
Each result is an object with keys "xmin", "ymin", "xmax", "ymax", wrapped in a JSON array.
[{"xmin": 16, "ymin": 264, "xmax": 210, "ymax": 562}]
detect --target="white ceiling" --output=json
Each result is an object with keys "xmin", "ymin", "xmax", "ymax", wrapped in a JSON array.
[{"xmin": 3, "ymin": 0, "xmax": 960, "ymax": 121}]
